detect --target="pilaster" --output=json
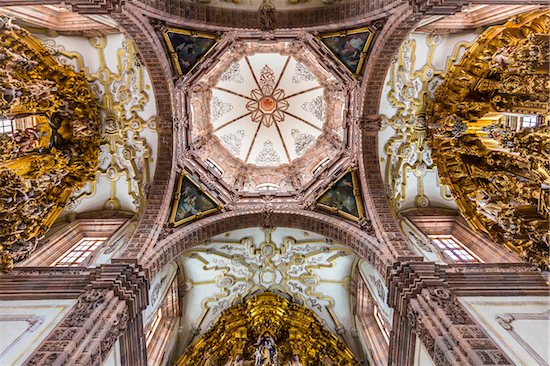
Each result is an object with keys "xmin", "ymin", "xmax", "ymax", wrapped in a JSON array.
[
  {"xmin": 387, "ymin": 261, "xmax": 548, "ymax": 365},
  {"xmin": 0, "ymin": 265, "xmax": 150, "ymax": 366}
]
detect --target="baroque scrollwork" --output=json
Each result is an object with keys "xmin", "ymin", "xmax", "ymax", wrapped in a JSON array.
[
  {"xmin": 41, "ymin": 35, "xmax": 157, "ymax": 213},
  {"xmin": 379, "ymin": 33, "xmax": 465, "ymax": 210},
  {"xmin": 0, "ymin": 21, "xmax": 101, "ymax": 272},
  {"xmin": 428, "ymin": 10, "xmax": 550, "ymax": 269}
]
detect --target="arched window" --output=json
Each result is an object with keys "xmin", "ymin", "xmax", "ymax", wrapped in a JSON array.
[
  {"xmin": 256, "ymin": 183, "xmax": 279, "ymax": 193},
  {"xmin": 54, "ymin": 237, "xmax": 107, "ymax": 267},
  {"xmin": 429, "ymin": 235, "xmax": 480, "ymax": 263},
  {"xmin": 205, "ymin": 158, "xmax": 223, "ymax": 176}
]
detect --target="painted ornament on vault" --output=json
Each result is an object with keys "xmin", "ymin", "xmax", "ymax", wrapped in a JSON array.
[{"xmin": 209, "ymin": 52, "xmax": 326, "ymax": 166}]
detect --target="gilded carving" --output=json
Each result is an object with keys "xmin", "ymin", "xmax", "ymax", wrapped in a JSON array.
[
  {"xmin": 428, "ymin": 10, "xmax": 550, "ymax": 269},
  {"xmin": 0, "ymin": 21, "xmax": 101, "ymax": 272},
  {"xmin": 42, "ymin": 35, "xmax": 157, "ymax": 213},
  {"xmin": 176, "ymin": 292, "xmax": 359, "ymax": 366}
]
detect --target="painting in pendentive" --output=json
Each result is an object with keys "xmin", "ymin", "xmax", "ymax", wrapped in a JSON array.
[
  {"xmin": 170, "ymin": 174, "xmax": 221, "ymax": 226},
  {"xmin": 316, "ymin": 169, "xmax": 365, "ymax": 222},
  {"xmin": 163, "ymin": 28, "xmax": 218, "ymax": 76},
  {"xmin": 319, "ymin": 28, "xmax": 373, "ymax": 76}
]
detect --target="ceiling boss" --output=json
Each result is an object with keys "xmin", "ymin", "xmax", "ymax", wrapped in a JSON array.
[{"xmin": 246, "ymin": 64, "xmax": 289, "ymax": 128}]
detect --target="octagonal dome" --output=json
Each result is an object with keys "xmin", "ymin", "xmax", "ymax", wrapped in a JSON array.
[
  {"xmin": 211, "ymin": 52, "xmax": 324, "ymax": 166},
  {"xmin": 190, "ymin": 42, "xmax": 346, "ymax": 193}
]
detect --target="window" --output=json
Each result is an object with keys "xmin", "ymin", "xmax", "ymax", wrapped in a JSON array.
[
  {"xmin": 430, "ymin": 235, "xmax": 479, "ymax": 263},
  {"xmin": 312, "ymin": 157, "xmax": 330, "ymax": 175},
  {"xmin": 205, "ymin": 159, "xmax": 223, "ymax": 176},
  {"xmin": 520, "ymin": 115, "xmax": 538, "ymax": 128},
  {"xmin": 55, "ymin": 237, "xmax": 106, "ymax": 267},
  {"xmin": 0, "ymin": 118, "xmax": 13, "ymax": 134},
  {"xmin": 257, "ymin": 183, "xmax": 279, "ymax": 193},
  {"xmin": 373, "ymin": 304, "xmax": 390, "ymax": 342}
]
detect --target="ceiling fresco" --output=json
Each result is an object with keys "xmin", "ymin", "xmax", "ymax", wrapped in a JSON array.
[
  {"xmin": 177, "ymin": 227, "xmax": 358, "ymax": 351},
  {"xmin": 169, "ymin": 173, "xmax": 223, "ymax": 227},
  {"xmin": 163, "ymin": 28, "xmax": 218, "ymax": 76},
  {"xmin": 315, "ymin": 169, "xmax": 365, "ymax": 223},
  {"xmin": 319, "ymin": 27, "xmax": 373, "ymax": 76}
]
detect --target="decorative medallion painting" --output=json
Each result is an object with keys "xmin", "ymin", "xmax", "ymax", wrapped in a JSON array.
[
  {"xmin": 169, "ymin": 173, "xmax": 222, "ymax": 227},
  {"xmin": 163, "ymin": 28, "xmax": 218, "ymax": 76},
  {"xmin": 318, "ymin": 27, "xmax": 374, "ymax": 76},
  {"xmin": 315, "ymin": 169, "xmax": 365, "ymax": 222}
]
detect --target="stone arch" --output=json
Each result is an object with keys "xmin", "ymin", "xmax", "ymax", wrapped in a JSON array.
[
  {"xmin": 356, "ymin": 6, "xmax": 424, "ymax": 259},
  {"xmin": 109, "ymin": 5, "xmax": 179, "ymax": 260},
  {"xmin": 128, "ymin": 0, "xmax": 402, "ymax": 31},
  {"xmin": 141, "ymin": 209, "xmax": 395, "ymax": 280}
]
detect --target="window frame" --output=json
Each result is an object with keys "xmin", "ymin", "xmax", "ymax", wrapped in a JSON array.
[
  {"xmin": 53, "ymin": 237, "xmax": 107, "ymax": 267},
  {"xmin": 0, "ymin": 117, "xmax": 14, "ymax": 134},
  {"xmin": 429, "ymin": 235, "xmax": 482, "ymax": 263}
]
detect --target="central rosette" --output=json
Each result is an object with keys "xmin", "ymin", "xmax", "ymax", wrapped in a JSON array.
[{"xmin": 246, "ymin": 65, "xmax": 289, "ymax": 128}]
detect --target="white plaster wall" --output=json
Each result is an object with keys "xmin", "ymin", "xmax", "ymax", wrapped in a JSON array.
[
  {"xmin": 460, "ymin": 296, "xmax": 550, "ymax": 366},
  {"xmin": 32, "ymin": 32, "xmax": 159, "ymax": 215},
  {"xmin": 359, "ymin": 261, "xmax": 393, "ymax": 325},
  {"xmin": 102, "ymin": 338, "xmax": 122, "ymax": 366},
  {"xmin": 377, "ymin": 31, "xmax": 478, "ymax": 211},
  {"xmin": 399, "ymin": 218, "xmax": 446, "ymax": 264},
  {"xmin": 413, "ymin": 336, "xmax": 436, "ymax": 366},
  {"xmin": 143, "ymin": 262, "xmax": 178, "ymax": 325},
  {"xmin": 0, "ymin": 299, "xmax": 76, "ymax": 365}
]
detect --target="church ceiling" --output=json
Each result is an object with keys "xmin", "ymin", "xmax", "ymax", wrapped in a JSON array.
[
  {"xmin": 428, "ymin": 11, "xmax": 550, "ymax": 269},
  {"xmin": 176, "ymin": 292, "xmax": 359, "ymax": 366},
  {"xmin": 415, "ymin": 5, "xmax": 545, "ymax": 34},
  {"xmin": 211, "ymin": 51, "xmax": 324, "ymax": 166},
  {"xmin": 0, "ymin": 23, "xmax": 101, "ymax": 271},
  {"xmin": 163, "ymin": 28, "xmax": 218, "ymax": 76},
  {"xmin": 33, "ymin": 32, "xmax": 159, "ymax": 215},
  {"xmin": 315, "ymin": 168, "xmax": 365, "ymax": 223},
  {"xmin": 0, "ymin": 5, "xmax": 118, "ymax": 35},
  {"xmin": 175, "ymin": 0, "xmax": 346, "ymax": 11},
  {"xmin": 176, "ymin": 227, "xmax": 358, "ymax": 350},
  {"xmin": 169, "ymin": 173, "xmax": 223, "ymax": 227},
  {"xmin": 318, "ymin": 27, "xmax": 374, "ymax": 77}
]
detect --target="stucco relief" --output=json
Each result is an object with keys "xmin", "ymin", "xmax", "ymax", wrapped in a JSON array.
[
  {"xmin": 377, "ymin": 32, "xmax": 478, "ymax": 211},
  {"xmin": 36, "ymin": 33, "xmax": 159, "ymax": 214}
]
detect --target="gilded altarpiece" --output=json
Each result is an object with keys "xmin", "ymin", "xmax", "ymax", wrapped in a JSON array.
[
  {"xmin": 428, "ymin": 11, "xmax": 550, "ymax": 268},
  {"xmin": 0, "ymin": 21, "xmax": 101, "ymax": 272},
  {"xmin": 176, "ymin": 292, "xmax": 359, "ymax": 366}
]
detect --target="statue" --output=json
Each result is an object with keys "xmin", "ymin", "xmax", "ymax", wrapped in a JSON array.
[
  {"xmin": 254, "ymin": 333, "xmax": 278, "ymax": 366},
  {"xmin": 258, "ymin": 0, "xmax": 275, "ymax": 31}
]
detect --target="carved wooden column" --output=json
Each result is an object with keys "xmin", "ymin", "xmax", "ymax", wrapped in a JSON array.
[
  {"xmin": 0, "ymin": 264, "xmax": 148, "ymax": 366},
  {"xmin": 387, "ymin": 262, "xmax": 548, "ymax": 366}
]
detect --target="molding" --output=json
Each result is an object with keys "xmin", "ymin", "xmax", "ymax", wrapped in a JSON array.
[
  {"xmin": 3, "ymin": 264, "xmax": 150, "ymax": 366},
  {"xmin": 387, "ymin": 261, "xmax": 547, "ymax": 365}
]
